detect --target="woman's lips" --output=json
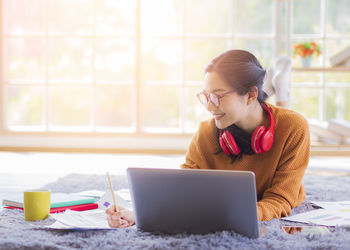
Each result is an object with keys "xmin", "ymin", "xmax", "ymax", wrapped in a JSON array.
[{"xmin": 213, "ymin": 114, "xmax": 225, "ymax": 120}]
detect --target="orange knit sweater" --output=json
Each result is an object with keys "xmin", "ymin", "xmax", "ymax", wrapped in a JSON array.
[{"xmin": 181, "ymin": 103, "xmax": 310, "ymax": 221}]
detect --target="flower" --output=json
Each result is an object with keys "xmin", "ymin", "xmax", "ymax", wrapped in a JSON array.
[{"xmin": 293, "ymin": 42, "xmax": 321, "ymax": 58}]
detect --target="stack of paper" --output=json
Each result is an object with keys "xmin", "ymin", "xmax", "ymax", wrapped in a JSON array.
[
  {"xmin": 2, "ymin": 193, "xmax": 98, "ymax": 213},
  {"xmin": 329, "ymin": 47, "xmax": 350, "ymax": 66},
  {"xmin": 328, "ymin": 119, "xmax": 350, "ymax": 139},
  {"xmin": 283, "ymin": 201, "xmax": 350, "ymax": 226}
]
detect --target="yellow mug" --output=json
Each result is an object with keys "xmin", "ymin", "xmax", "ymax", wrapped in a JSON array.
[{"xmin": 23, "ymin": 189, "xmax": 51, "ymax": 221}]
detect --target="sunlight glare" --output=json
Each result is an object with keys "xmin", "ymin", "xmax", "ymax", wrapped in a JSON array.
[
  {"xmin": 141, "ymin": 0, "xmax": 181, "ymax": 35},
  {"xmin": 154, "ymin": 43, "xmax": 181, "ymax": 65}
]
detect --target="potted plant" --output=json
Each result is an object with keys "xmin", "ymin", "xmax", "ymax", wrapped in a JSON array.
[{"xmin": 293, "ymin": 42, "xmax": 321, "ymax": 68}]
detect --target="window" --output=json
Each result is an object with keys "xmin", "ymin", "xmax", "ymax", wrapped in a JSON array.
[
  {"xmin": 2, "ymin": 0, "xmax": 137, "ymax": 132},
  {"xmin": 1, "ymin": 0, "xmax": 276, "ymax": 136},
  {"xmin": 283, "ymin": 0, "xmax": 350, "ymax": 121}
]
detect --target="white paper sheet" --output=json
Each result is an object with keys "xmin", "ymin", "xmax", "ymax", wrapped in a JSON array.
[
  {"xmin": 72, "ymin": 190, "xmax": 105, "ymax": 198},
  {"xmin": 98, "ymin": 189, "xmax": 133, "ymax": 211},
  {"xmin": 311, "ymin": 201, "xmax": 350, "ymax": 211},
  {"xmin": 46, "ymin": 189, "xmax": 133, "ymax": 230},
  {"xmin": 48, "ymin": 209, "xmax": 110, "ymax": 229},
  {"xmin": 283, "ymin": 208, "xmax": 350, "ymax": 226}
]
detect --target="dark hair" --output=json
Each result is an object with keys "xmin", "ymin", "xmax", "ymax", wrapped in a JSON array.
[{"xmin": 205, "ymin": 49, "xmax": 268, "ymax": 161}]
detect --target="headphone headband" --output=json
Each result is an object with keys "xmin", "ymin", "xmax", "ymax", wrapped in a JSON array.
[
  {"xmin": 219, "ymin": 103, "xmax": 275, "ymax": 155},
  {"xmin": 262, "ymin": 103, "xmax": 275, "ymax": 135}
]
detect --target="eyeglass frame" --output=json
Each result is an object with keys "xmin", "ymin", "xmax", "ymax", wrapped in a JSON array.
[{"xmin": 197, "ymin": 89, "xmax": 236, "ymax": 108}]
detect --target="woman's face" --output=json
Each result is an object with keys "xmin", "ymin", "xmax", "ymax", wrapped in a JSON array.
[{"xmin": 203, "ymin": 71, "xmax": 249, "ymax": 129}]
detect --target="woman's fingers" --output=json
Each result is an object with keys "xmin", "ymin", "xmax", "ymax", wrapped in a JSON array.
[
  {"xmin": 107, "ymin": 215, "xmax": 130, "ymax": 228},
  {"xmin": 105, "ymin": 205, "xmax": 134, "ymax": 228},
  {"xmin": 107, "ymin": 214, "xmax": 122, "ymax": 228},
  {"xmin": 107, "ymin": 215, "xmax": 117, "ymax": 227},
  {"xmin": 105, "ymin": 207, "xmax": 113, "ymax": 215},
  {"xmin": 106, "ymin": 209, "xmax": 127, "ymax": 228},
  {"xmin": 105, "ymin": 205, "xmax": 125, "ymax": 215},
  {"xmin": 105, "ymin": 209, "xmax": 120, "ymax": 217},
  {"xmin": 119, "ymin": 220, "xmax": 130, "ymax": 228}
]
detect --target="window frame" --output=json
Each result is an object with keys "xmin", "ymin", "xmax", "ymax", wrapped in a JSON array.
[
  {"xmin": 0, "ymin": 0, "xmax": 278, "ymax": 137},
  {"xmin": 0, "ymin": 0, "xmax": 349, "ymax": 155},
  {"xmin": 287, "ymin": 0, "xmax": 350, "ymax": 122}
]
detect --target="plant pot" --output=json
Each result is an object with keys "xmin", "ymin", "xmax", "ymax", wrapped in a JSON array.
[{"xmin": 301, "ymin": 57, "xmax": 312, "ymax": 68}]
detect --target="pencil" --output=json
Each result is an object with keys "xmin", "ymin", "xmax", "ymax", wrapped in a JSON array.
[{"xmin": 106, "ymin": 172, "xmax": 121, "ymax": 224}]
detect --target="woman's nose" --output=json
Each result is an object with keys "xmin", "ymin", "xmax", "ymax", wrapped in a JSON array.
[{"xmin": 205, "ymin": 100, "xmax": 217, "ymax": 112}]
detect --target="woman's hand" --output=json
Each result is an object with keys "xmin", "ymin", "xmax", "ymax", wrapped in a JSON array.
[{"xmin": 105, "ymin": 205, "xmax": 135, "ymax": 228}]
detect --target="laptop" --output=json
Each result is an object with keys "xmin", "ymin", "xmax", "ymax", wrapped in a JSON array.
[{"xmin": 127, "ymin": 167, "xmax": 259, "ymax": 238}]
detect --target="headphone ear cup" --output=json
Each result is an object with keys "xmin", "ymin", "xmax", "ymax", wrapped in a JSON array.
[
  {"xmin": 251, "ymin": 126, "xmax": 267, "ymax": 154},
  {"xmin": 260, "ymin": 130, "xmax": 274, "ymax": 152},
  {"xmin": 221, "ymin": 131, "xmax": 240, "ymax": 155},
  {"xmin": 251, "ymin": 104, "xmax": 275, "ymax": 154},
  {"xmin": 219, "ymin": 135, "xmax": 231, "ymax": 155}
]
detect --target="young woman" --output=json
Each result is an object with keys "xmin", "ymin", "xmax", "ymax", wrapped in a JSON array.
[{"xmin": 106, "ymin": 50, "xmax": 310, "ymax": 227}]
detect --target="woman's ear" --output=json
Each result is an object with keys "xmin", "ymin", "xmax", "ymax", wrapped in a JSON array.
[{"xmin": 247, "ymin": 86, "xmax": 258, "ymax": 105}]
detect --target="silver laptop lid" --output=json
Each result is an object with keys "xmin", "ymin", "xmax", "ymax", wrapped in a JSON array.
[{"xmin": 127, "ymin": 168, "xmax": 259, "ymax": 238}]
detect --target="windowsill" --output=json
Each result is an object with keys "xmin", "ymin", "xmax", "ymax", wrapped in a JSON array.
[
  {"xmin": 0, "ymin": 133, "xmax": 349, "ymax": 156},
  {"xmin": 0, "ymin": 133, "xmax": 193, "ymax": 154},
  {"xmin": 292, "ymin": 67, "xmax": 350, "ymax": 72}
]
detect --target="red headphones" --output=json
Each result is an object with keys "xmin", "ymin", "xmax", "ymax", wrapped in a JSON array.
[{"xmin": 219, "ymin": 104, "xmax": 275, "ymax": 155}]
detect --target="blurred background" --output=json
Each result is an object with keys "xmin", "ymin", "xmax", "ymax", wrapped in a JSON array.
[{"xmin": 0, "ymin": 0, "xmax": 349, "ymax": 154}]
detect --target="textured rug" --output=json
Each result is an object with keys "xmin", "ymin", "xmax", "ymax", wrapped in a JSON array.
[{"xmin": 1, "ymin": 171, "xmax": 350, "ymax": 250}]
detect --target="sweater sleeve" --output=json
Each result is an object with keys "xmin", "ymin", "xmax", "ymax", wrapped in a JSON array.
[
  {"xmin": 181, "ymin": 130, "xmax": 201, "ymax": 169},
  {"xmin": 257, "ymin": 122, "xmax": 310, "ymax": 221}
]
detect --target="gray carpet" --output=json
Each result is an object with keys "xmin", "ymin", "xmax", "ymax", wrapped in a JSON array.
[{"xmin": 1, "ymin": 172, "xmax": 350, "ymax": 250}]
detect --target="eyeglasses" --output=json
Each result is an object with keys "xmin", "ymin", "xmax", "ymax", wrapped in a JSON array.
[{"xmin": 197, "ymin": 90, "xmax": 236, "ymax": 108}]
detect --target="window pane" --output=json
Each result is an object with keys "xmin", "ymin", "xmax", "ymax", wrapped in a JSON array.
[
  {"xmin": 280, "ymin": 2, "xmax": 289, "ymax": 37},
  {"xmin": 141, "ymin": 86, "xmax": 180, "ymax": 131},
  {"xmin": 3, "ymin": 38, "xmax": 45, "ymax": 83},
  {"xmin": 279, "ymin": 39, "xmax": 289, "ymax": 56},
  {"xmin": 235, "ymin": 0, "xmax": 273, "ymax": 34},
  {"xmin": 96, "ymin": 85, "xmax": 135, "ymax": 129},
  {"xmin": 48, "ymin": 38, "xmax": 93, "ymax": 83},
  {"xmin": 325, "ymin": 88, "xmax": 350, "ymax": 121},
  {"xmin": 290, "ymin": 88, "xmax": 319, "ymax": 119},
  {"xmin": 96, "ymin": 0, "xmax": 136, "ymax": 36},
  {"xmin": 2, "ymin": 0, "xmax": 45, "ymax": 35},
  {"xmin": 141, "ymin": 0, "xmax": 182, "ymax": 36},
  {"xmin": 48, "ymin": 0, "xmax": 93, "ymax": 35},
  {"xmin": 232, "ymin": 39, "xmax": 273, "ymax": 67},
  {"xmin": 5, "ymin": 86, "xmax": 44, "ymax": 129},
  {"xmin": 49, "ymin": 86, "xmax": 91, "ymax": 130},
  {"xmin": 185, "ymin": 39, "xmax": 229, "ymax": 81},
  {"xmin": 325, "ymin": 40, "xmax": 350, "ymax": 67},
  {"xmin": 185, "ymin": 86, "xmax": 211, "ymax": 132},
  {"xmin": 324, "ymin": 74, "xmax": 350, "ymax": 120},
  {"xmin": 186, "ymin": 0, "xmax": 231, "ymax": 34},
  {"xmin": 141, "ymin": 39, "xmax": 182, "ymax": 82},
  {"xmin": 327, "ymin": 0, "xmax": 350, "ymax": 35},
  {"xmin": 95, "ymin": 39, "xmax": 135, "ymax": 83},
  {"xmin": 325, "ymin": 73, "xmax": 350, "ymax": 88},
  {"xmin": 291, "ymin": 40, "xmax": 323, "ymax": 68},
  {"xmin": 291, "ymin": 72, "xmax": 321, "ymax": 87},
  {"xmin": 293, "ymin": 0, "xmax": 321, "ymax": 34}
]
